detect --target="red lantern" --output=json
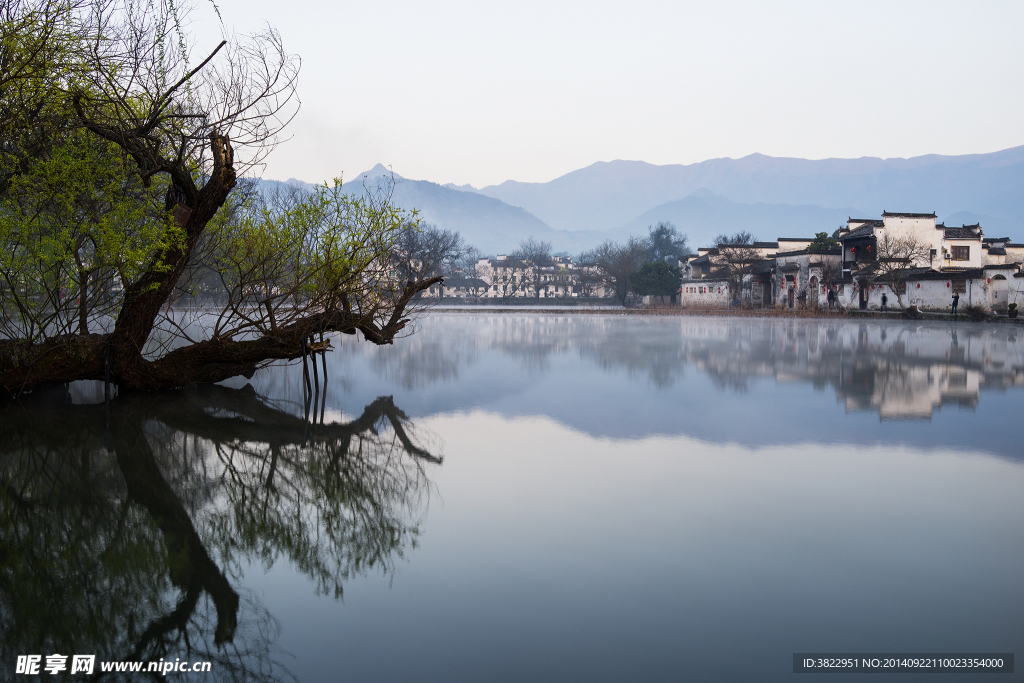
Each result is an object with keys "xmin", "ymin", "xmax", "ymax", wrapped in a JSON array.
[
  {"xmin": 946, "ymin": 282, "xmax": 950, "ymax": 288},
  {"xmin": 850, "ymin": 247, "xmax": 857, "ymax": 253},
  {"xmin": 867, "ymin": 245, "xmax": 873, "ymax": 252}
]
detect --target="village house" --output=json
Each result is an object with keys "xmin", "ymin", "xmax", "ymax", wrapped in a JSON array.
[
  {"xmin": 472, "ymin": 254, "xmax": 612, "ymax": 299},
  {"xmin": 681, "ymin": 239, "xmax": 837, "ymax": 308},
  {"xmin": 423, "ymin": 277, "xmax": 490, "ymax": 298},
  {"xmin": 836, "ymin": 212, "xmax": 1022, "ymax": 312},
  {"xmin": 679, "ymin": 212, "xmax": 1024, "ymax": 313}
]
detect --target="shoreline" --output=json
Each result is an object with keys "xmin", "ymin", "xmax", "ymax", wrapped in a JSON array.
[{"xmin": 427, "ymin": 304, "xmax": 1024, "ymax": 324}]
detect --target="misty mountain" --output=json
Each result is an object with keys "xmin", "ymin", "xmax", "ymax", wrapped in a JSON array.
[
  {"xmin": 343, "ymin": 165, "xmax": 571, "ymax": 253},
  {"xmin": 474, "ymin": 146, "xmax": 1024, "ymax": 234},
  {"xmin": 610, "ymin": 189, "xmax": 863, "ymax": 249}
]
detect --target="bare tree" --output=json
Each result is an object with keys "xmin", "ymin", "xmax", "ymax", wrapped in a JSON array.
[
  {"xmin": 713, "ymin": 231, "xmax": 755, "ymax": 247},
  {"xmin": 870, "ymin": 232, "xmax": 931, "ymax": 309},
  {"xmin": 392, "ymin": 222, "xmax": 468, "ymax": 283},
  {"xmin": 719, "ymin": 246, "xmax": 762, "ymax": 303},
  {"xmin": 572, "ymin": 252, "xmax": 602, "ymax": 298},
  {"xmin": 488, "ymin": 257, "xmax": 527, "ymax": 302},
  {"xmin": 811, "ymin": 256, "xmax": 844, "ymax": 307},
  {"xmin": 449, "ymin": 246, "xmax": 484, "ymax": 278},
  {"xmin": 588, "ymin": 237, "xmax": 649, "ymax": 307},
  {"xmin": 511, "ymin": 237, "xmax": 553, "ymax": 300}
]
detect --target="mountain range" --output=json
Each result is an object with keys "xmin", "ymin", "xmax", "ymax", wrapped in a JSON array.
[{"xmin": 259, "ymin": 145, "xmax": 1024, "ymax": 254}]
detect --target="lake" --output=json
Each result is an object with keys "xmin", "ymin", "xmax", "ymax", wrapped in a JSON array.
[{"xmin": 2, "ymin": 314, "xmax": 1022, "ymax": 681}]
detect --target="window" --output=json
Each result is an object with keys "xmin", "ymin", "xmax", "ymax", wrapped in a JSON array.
[{"xmin": 951, "ymin": 246, "xmax": 970, "ymax": 261}]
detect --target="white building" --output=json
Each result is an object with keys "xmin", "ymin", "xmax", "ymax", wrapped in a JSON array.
[{"xmin": 837, "ymin": 213, "xmax": 1023, "ymax": 312}]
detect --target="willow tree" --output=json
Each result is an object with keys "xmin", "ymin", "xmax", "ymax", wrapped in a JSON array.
[{"xmin": 0, "ymin": 0, "xmax": 440, "ymax": 396}]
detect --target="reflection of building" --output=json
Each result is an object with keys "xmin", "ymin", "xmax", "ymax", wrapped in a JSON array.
[
  {"xmin": 674, "ymin": 318, "xmax": 1024, "ymax": 420},
  {"xmin": 833, "ymin": 361, "xmax": 981, "ymax": 419}
]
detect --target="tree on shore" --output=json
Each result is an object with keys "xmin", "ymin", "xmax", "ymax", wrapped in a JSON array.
[
  {"xmin": 714, "ymin": 232, "xmax": 762, "ymax": 303},
  {"xmin": 587, "ymin": 237, "xmax": 648, "ymax": 307},
  {"xmin": 392, "ymin": 221, "xmax": 471, "ymax": 283},
  {"xmin": 631, "ymin": 261, "xmax": 683, "ymax": 301},
  {"xmin": 870, "ymin": 232, "xmax": 930, "ymax": 309},
  {"xmin": 647, "ymin": 222, "xmax": 691, "ymax": 263},
  {"xmin": 0, "ymin": 0, "xmax": 441, "ymax": 396},
  {"xmin": 512, "ymin": 237, "xmax": 554, "ymax": 300}
]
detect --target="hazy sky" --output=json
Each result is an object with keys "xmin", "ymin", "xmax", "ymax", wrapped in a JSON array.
[{"xmin": 189, "ymin": 0, "xmax": 1024, "ymax": 187}]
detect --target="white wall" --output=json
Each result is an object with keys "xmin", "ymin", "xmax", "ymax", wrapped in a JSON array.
[{"xmin": 680, "ymin": 282, "xmax": 731, "ymax": 307}]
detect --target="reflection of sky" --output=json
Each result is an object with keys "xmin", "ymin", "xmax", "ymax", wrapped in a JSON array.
[
  {"xmin": 247, "ymin": 413, "xmax": 1024, "ymax": 683},
  {"xmin": 249, "ymin": 314, "xmax": 1024, "ymax": 460},
  {"xmin": 229, "ymin": 315, "xmax": 1024, "ymax": 681}
]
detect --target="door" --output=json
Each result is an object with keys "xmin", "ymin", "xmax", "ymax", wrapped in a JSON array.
[
  {"xmin": 991, "ymin": 275, "xmax": 1008, "ymax": 313},
  {"xmin": 859, "ymin": 280, "xmax": 869, "ymax": 310},
  {"xmin": 809, "ymin": 276, "xmax": 819, "ymax": 308}
]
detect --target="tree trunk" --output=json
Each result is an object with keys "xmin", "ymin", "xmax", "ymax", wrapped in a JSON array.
[{"xmin": 77, "ymin": 269, "xmax": 89, "ymax": 336}]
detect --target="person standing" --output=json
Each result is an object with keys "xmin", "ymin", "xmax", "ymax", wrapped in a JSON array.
[
  {"xmin": 951, "ymin": 292, "xmax": 959, "ymax": 316},
  {"xmin": 881, "ymin": 292, "xmax": 888, "ymax": 312}
]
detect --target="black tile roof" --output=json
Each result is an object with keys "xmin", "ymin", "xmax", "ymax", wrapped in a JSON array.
[
  {"xmin": 882, "ymin": 211, "xmax": 937, "ymax": 218},
  {"xmin": 442, "ymin": 277, "xmax": 488, "ymax": 288},
  {"xmin": 840, "ymin": 225, "xmax": 876, "ymax": 240},
  {"xmin": 943, "ymin": 227, "xmax": 980, "ymax": 239},
  {"xmin": 848, "ymin": 218, "xmax": 884, "ymax": 226},
  {"xmin": 987, "ymin": 248, "xmax": 1007, "ymax": 256},
  {"xmin": 777, "ymin": 248, "xmax": 842, "ymax": 257}
]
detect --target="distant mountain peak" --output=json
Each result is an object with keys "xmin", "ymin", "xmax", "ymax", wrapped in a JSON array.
[
  {"xmin": 357, "ymin": 163, "xmax": 404, "ymax": 181},
  {"xmin": 443, "ymin": 182, "xmax": 478, "ymax": 192},
  {"xmin": 688, "ymin": 187, "xmax": 721, "ymax": 200}
]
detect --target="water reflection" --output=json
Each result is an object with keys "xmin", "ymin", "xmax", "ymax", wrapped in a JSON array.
[
  {"xmin": 348, "ymin": 315, "xmax": 1024, "ymax": 420},
  {"xmin": 0, "ymin": 386, "xmax": 438, "ymax": 681}
]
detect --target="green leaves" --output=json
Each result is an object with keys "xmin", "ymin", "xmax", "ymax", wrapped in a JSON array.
[
  {"xmin": 0, "ymin": 127, "xmax": 175, "ymax": 338},
  {"xmin": 203, "ymin": 178, "xmax": 413, "ymax": 338},
  {"xmin": 631, "ymin": 260, "xmax": 683, "ymax": 298},
  {"xmin": 808, "ymin": 231, "xmax": 840, "ymax": 251}
]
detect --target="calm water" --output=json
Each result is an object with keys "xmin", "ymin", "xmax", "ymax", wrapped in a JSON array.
[{"xmin": 3, "ymin": 314, "xmax": 1023, "ymax": 682}]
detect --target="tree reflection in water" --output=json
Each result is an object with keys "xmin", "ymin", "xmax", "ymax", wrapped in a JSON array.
[{"xmin": 0, "ymin": 385, "xmax": 439, "ymax": 681}]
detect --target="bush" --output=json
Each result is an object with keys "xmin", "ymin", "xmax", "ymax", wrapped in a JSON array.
[{"xmin": 961, "ymin": 303, "xmax": 988, "ymax": 321}]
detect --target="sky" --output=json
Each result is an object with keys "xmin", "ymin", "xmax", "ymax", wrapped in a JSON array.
[{"xmin": 188, "ymin": 0, "xmax": 1024, "ymax": 188}]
